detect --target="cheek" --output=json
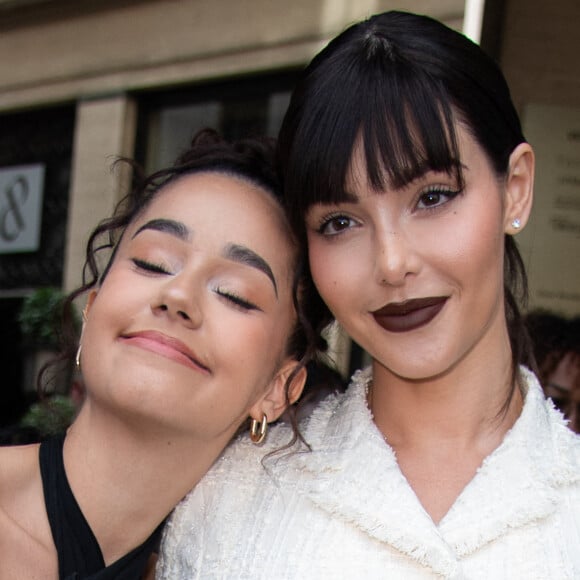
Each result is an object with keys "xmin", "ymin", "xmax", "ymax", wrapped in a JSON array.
[
  {"xmin": 308, "ymin": 238, "xmax": 363, "ymax": 310},
  {"xmin": 222, "ymin": 309, "xmax": 292, "ymax": 369},
  {"xmin": 462, "ymin": 219, "xmax": 504, "ymax": 283},
  {"xmin": 429, "ymin": 202, "xmax": 505, "ymax": 284},
  {"xmin": 453, "ymin": 182, "xmax": 507, "ymax": 269}
]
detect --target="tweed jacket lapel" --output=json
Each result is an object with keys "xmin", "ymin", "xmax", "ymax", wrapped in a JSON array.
[
  {"xmin": 439, "ymin": 367, "xmax": 580, "ymax": 555},
  {"xmin": 268, "ymin": 367, "xmax": 579, "ymax": 577},
  {"xmin": 269, "ymin": 368, "xmax": 461, "ymax": 577}
]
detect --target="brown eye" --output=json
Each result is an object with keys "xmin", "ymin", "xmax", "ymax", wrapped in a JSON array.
[
  {"xmin": 319, "ymin": 215, "xmax": 357, "ymax": 235},
  {"xmin": 417, "ymin": 187, "xmax": 461, "ymax": 210},
  {"xmin": 422, "ymin": 192, "xmax": 442, "ymax": 206}
]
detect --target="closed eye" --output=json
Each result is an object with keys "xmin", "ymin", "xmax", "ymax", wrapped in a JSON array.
[
  {"xmin": 132, "ymin": 258, "xmax": 172, "ymax": 275},
  {"xmin": 215, "ymin": 287, "xmax": 260, "ymax": 312}
]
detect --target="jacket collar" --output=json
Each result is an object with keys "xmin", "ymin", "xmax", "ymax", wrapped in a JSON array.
[{"xmin": 268, "ymin": 367, "xmax": 579, "ymax": 577}]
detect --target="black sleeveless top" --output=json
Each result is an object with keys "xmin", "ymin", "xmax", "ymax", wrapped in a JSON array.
[{"xmin": 39, "ymin": 435, "xmax": 164, "ymax": 580}]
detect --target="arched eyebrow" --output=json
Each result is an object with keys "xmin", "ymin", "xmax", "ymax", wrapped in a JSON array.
[
  {"xmin": 132, "ymin": 218, "xmax": 190, "ymax": 241},
  {"xmin": 132, "ymin": 218, "xmax": 278, "ymax": 297},
  {"xmin": 224, "ymin": 244, "xmax": 278, "ymax": 298}
]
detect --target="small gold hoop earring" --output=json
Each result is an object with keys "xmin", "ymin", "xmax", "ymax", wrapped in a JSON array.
[{"xmin": 249, "ymin": 414, "xmax": 268, "ymax": 445}]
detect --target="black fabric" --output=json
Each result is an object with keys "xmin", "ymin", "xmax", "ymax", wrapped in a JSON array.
[{"xmin": 39, "ymin": 435, "xmax": 164, "ymax": 580}]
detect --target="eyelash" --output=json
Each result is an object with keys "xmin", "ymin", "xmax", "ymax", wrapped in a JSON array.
[
  {"xmin": 417, "ymin": 186, "xmax": 462, "ymax": 210},
  {"xmin": 315, "ymin": 214, "xmax": 358, "ymax": 236},
  {"xmin": 132, "ymin": 258, "xmax": 171, "ymax": 274},
  {"xmin": 215, "ymin": 287, "xmax": 259, "ymax": 312},
  {"xmin": 315, "ymin": 186, "xmax": 462, "ymax": 236},
  {"xmin": 133, "ymin": 258, "xmax": 259, "ymax": 312}
]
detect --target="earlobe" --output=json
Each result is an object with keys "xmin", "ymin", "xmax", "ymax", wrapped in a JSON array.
[
  {"xmin": 249, "ymin": 360, "xmax": 307, "ymax": 424},
  {"xmin": 504, "ymin": 142, "xmax": 535, "ymax": 235}
]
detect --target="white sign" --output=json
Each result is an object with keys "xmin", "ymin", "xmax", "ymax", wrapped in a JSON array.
[{"xmin": 0, "ymin": 164, "xmax": 45, "ymax": 254}]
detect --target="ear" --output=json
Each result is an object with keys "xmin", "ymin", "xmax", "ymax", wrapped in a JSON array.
[
  {"xmin": 503, "ymin": 142, "xmax": 535, "ymax": 235},
  {"xmin": 249, "ymin": 359, "xmax": 307, "ymax": 424},
  {"xmin": 84, "ymin": 290, "xmax": 98, "ymax": 319},
  {"xmin": 78, "ymin": 291, "xmax": 98, "ymax": 343}
]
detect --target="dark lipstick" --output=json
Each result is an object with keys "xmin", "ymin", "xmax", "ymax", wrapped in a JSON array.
[{"xmin": 372, "ymin": 297, "xmax": 447, "ymax": 333}]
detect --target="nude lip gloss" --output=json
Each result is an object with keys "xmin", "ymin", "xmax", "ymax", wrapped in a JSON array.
[
  {"xmin": 121, "ymin": 330, "xmax": 211, "ymax": 373},
  {"xmin": 372, "ymin": 297, "xmax": 448, "ymax": 333}
]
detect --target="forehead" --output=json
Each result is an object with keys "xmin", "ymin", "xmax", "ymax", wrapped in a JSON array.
[
  {"xmin": 136, "ymin": 172, "xmax": 286, "ymax": 230},
  {"xmin": 129, "ymin": 171, "xmax": 296, "ymax": 280}
]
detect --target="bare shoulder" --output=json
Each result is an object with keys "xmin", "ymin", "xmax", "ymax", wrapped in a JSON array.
[
  {"xmin": 0, "ymin": 444, "xmax": 57, "ymax": 578},
  {"xmin": 0, "ymin": 443, "xmax": 41, "ymax": 505}
]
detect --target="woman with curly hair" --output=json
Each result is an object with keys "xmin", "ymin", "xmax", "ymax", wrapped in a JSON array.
[{"xmin": 0, "ymin": 129, "xmax": 327, "ymax": 579}]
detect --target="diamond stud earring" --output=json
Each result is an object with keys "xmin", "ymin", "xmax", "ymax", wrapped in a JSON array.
[{"xmin": 511, "ymin": 218, "xmax": 521, "ymax": 229}]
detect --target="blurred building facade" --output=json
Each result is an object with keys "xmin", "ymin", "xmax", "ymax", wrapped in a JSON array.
[{"xmin": 0, "ymin": 0, "xmax": 578, "ymax": 424}]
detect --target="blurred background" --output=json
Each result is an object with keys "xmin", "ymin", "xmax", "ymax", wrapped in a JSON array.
[{"xmin": 0, "ymin": 0, "xmax": 579, "ymax": 434}]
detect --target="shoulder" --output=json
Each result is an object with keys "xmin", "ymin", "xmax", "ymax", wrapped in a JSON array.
[
  {"xmin": 158, "ymin": 370, "xmax": 374, "ymax": 577},
  {"xmin": 158, "ymin": 387, "xmax": 360, "ymax": 577},
  {"xmin": 163, "ymin": 420, "xmax": 298, "ymax": 520},
  {"xmin": 159, "ymin": 425, "xmax": 294, "ymax": 576},
  {"xmin": 207, "ymin": 419, "xmax": 298, "ymax": 479},
  {"xmin": 298, "ymin": 366, "xmax": 374, "ymax": 448},
  {"xmin": 205, "ymin": 374, "xmax": 365, "ymax": 478},
  {"xmin": 0, "ymin": 443, "xmax": 40, "ymax": 509},
  {"xmin": 551, "ymin": 419, "xmax": 580, "ymax": 479},
  {"xmin": 0, "ymin": 443, "xmax": 56, "ymax": 577},
  {"xmin": 520, "ymin": 368, "xmax": 580, "ymax": 483}
]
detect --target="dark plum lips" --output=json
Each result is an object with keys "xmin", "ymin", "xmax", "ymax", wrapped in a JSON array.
[{"xmin": 372, "ymin": 297, "xmax": 448, "ymax": 333}]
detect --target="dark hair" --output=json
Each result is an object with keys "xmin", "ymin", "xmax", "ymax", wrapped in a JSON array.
[
  {"xmin": 525, "ymin": 309, "xmax": 580, "ymax": 432},
  {"xmin": 54, "ymin": 128, "xmax": 328, "ymax": 442},
  {"xmin": 525, "ymin": 309, "xmax": 569, "ymax": 380},
  {"xmin": 277, "ymin": 10, "xmax": 534, "ymax": 400}
]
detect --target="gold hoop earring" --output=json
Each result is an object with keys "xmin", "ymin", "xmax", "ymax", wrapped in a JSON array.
[{"xmin": 249, "ymin": 414, "xmax": 268, "ymax": 445}]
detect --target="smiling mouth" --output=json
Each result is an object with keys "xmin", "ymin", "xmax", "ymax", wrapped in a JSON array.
[
  {"xmin": 372, "ymin": 297, "xmax": 448, "ymax": 333},
  {"xmin": 121, "ymin": 331, "xmax": 210, "ymax": 374}
]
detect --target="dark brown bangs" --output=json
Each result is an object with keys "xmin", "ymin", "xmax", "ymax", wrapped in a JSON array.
[
  {"xmin": 279, "ymin": 45, "xmax": 464, "ymax": 234},
  {"xmin": 361, "ymin": 66, "xmax": 464, "ymax": 193}
]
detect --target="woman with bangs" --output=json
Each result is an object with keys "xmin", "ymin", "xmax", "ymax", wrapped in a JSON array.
[{"xmin": 159, "ymin": 11, "xmax": 580, "ymax": 579}]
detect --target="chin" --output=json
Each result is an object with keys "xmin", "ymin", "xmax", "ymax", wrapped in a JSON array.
[{"xmin": 374, "ymin": 351, "xmax": 451, "ymax": 382}]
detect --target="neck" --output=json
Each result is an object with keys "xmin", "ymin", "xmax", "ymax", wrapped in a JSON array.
[
  {"xmin": 62, "ymin": 404, "xmax": 232, "ymax": 565},
  {"xmin": 369, "ymin": 331, "xmax": 522, "ymax": 453}
]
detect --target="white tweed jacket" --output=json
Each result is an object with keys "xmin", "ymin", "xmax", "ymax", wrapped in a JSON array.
[{"xmin": 158, "ymin": 367, "xmax": 580, "ymax": 579}]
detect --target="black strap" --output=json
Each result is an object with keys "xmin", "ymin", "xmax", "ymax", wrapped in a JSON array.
[{"xmin": 39, "ymin": 435, "xmax": 164, "ymax": 580}]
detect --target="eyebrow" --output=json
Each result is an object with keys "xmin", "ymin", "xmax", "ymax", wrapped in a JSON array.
[
  {"xmin": 224, "ymin": 244, "xmax": 278, "ymax": 297},
  {"xmin": 132, "ymin": 218, "xmax": 278, "ymax": 297},
  {"xmin": 132, "ymin": 218, "xmax": 190, "ymax": 241}
]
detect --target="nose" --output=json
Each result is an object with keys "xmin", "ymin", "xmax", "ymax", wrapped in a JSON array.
[
  {"xmin": 373, "ymin": 225, "xmax": 418, "ymax": 287},
  {"xmin": 153, "ymin": 273, "xmax": 203, "ymax": 329}
]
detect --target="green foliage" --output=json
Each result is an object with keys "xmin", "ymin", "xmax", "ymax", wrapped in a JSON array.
[
  {"xmin": 18, "ymin": 287, "xmax": 67, "ymax": 348},
  {"xmin": 19, "ymin": 395, "xmax": 76, "ymax": 437}
]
